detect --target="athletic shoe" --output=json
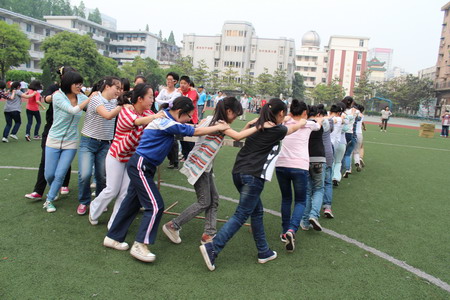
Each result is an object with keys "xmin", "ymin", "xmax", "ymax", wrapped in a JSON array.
[
  {"xmin": 88, "ymin": 213, "xmax": 98, "ymax": 226},
  {"xmin": 333, "ymin": 179, "xmax": 339, "ymax": 187},
  {"xmin": 300, "ymin": 221, "xmax": 310, "ymax": 231},
  {"xmin": 343, "ymin": 171, "xmax": 349, "ymax": 178},
  {"xmin": 9, "ymin": 134, "xmax": 18, "ymax": 140},
  {"xmin": 201, "ymin": 233, "xmax": 215, "ymax": 245},
  {"xmin": 34, "ymin": 135, "xmax": 42, "ymax": 140},
  {"xmin": 309, "ymin": 218, "xmax": 323, "ymax": 231},
  {"xmin": 60, "ymin": 186, "xmax": 69, "ymax": 194},
  {"xmin": 103, "ymin": 236, "xmax": 129, "ymax": 251},
  {"xmin": 285, "ymin": 231, "xmax": 295, "ymax": 252},
  {"xmin": 90, "ymin": 182, "xmax": 96, "ymax": 189},
  {"xmin": 199, "ymin": 242, "xmax": 216, "ymax": 271},
  {"xmin": 355, "ymin": 163, "xmax": 362, "ymax": 172},
  {"xmin": 167, "ymin": 164, "xmax": 178, "ymax": 169},
  {"xmin": 360, "ymin": 159, "xmax": 365, "ymax": 168},
  {"xmin": 25, "ymin": 192, "xmax": 42, "ymax": 200},
  {"xmin": 43, "ymin": 201, "xmax": 56, "ymax": 213},
  {"xmin": 258, "ymin": 249, "xmax": 277, "ymax": 264},
  {"xmin": 324, "ymin": 208, "xmax": 334, "ymax": 219},
  {"xmin": 130, "ymin": 241, "xmax": 156, "ymax": 262},
  {"xmin": 25, "ymin": 135, "xmax": 31, "ymax": 142},
  {"xmin": 77, "ymin": 204, "xmax": 88, "ymax": 215},
  {"xmin": 280, "ymin": 233, "xmax": 287, "ymax": 243},
  {"xmin": 2, "ymin": 137, "xmax": 8, "ymax": 143},
  {"xmin": 162, "ymin": 222, "xmax": 181, "ymax": 244},
  {"xmin": 91, "ymin": 191, "xmax": 96, "ymax": 197}
]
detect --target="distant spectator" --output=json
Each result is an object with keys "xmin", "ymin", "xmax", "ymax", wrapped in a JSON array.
[
  {"xmin": 441, "ymin": 110, "xmax": 450, "ymax": 138},
  {"xmin": 380, "ymin": 106, "xmax": 392, "ymax": 132}
]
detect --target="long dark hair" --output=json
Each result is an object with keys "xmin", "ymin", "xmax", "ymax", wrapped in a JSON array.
[
  {"xmin": 117, "ymin": 77, "xmax": 132, "ymax": 105},
  {"xmin": 210, "ymin": 96, "xmax": 243, "ymax": 125},
  {"xmin": 290, "ymin": 99, "xmax": 308, "ymax": 116},
  {"xmin": 255, "ymin": 98, "xmax": 287, "ymax": 130},
  {"xmin": 130, "ymin": 84, "xmax": 152, "ymax": 104},
  {"xmin": 171, "ymin": 96, "xmax": 194, "ymax": 118}
]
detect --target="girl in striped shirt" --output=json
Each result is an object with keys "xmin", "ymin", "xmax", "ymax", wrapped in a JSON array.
[
  {"xmin": 89, "ymin": 84, "xmax": 165, "ymax": 227},
  {"xmin": 162, "ymin": 97, "xmax": 261, "ymax": 245}
]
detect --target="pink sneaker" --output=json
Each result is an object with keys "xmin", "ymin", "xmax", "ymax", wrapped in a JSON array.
[
  {"xmin": 60, "ymin": 186, "xmax": 69, "ymax": 195},
  {"xmin": 77, "ymin": 204, "xmax": 88, "ymax": 215},
  {"xmin": 25, "ymin": 192, "xmax": 42, "ymax": 200}
]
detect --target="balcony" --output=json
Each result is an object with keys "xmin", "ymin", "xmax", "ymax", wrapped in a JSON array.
[
  {"xmin": 435, "ymin": 81, "xmax": 450, "ymax": 90},
  {"xmin": 29, "ymin": 50, "xmax": 44, "ymax": 59},
  {"xmin": 110, "ymin": 40, "xmax": 147, "ymax": 47},
  {"xmin": 26, "ymin": 32, "xmax": 45, "ymax": 42}
]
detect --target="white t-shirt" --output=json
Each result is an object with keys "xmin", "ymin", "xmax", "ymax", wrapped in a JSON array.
[
  {"xmin": 240, "ymin": 97, "xmax": 249, "ymax": 110},
  {"xmin": 356, "ymin": 115, "xmax": 364, "ymax": 134},
  {"xmin": 155, "ymin": 88, "xmax": 182, "ymax": 106}
]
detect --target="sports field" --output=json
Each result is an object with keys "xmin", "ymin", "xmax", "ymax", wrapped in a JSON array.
[{"xmin": 0, "ymin": 104, "xmax": 449, "ymax": 299}]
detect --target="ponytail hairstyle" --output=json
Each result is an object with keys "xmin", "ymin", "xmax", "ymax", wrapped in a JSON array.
[
  {"xmin": 336, "ymin": 102, "xmax": 346, "ymax": 113},
  {"xmin": 56, "ymin": 66, "xmax": 77, "ymax": 80},
  {"xmin": 290, "ymin": 99, "xmax": 308, "ymax": 116},
  {"xmin": 308, "ymin": 105, "xmax": 319, "ymax": 118},
  {"xmin": 356, "ymin": 103, "xmax": 365, "ymax": 113},
  {"xmin": 210, "ymin": 96, "xmax": 243, "ymax": 125},
  {"xmin": 171, "ymin": 96, "xmax": 195, "ymax": 118},
  {"xmin": 98, "ymin": 76, "xmax": 121, "ymax": 93},
  {"xmin": 130, "ymin": 83, "xmax": 152, "ymax": 105},
  {"xmin": 330, "ymin": 104, "xmax": 341, "ymax": 114},
  {"xmin": 317, "ymin": 103, "xmax": 327, "ymax": 116},
  {"xmin": 255, "ymin": 98, "xmax": 287, "ymax": 130},
  {"xmin": 117, "ymin": 77, "xmax": 132, "ymax": 105},
  {"xmin": 28, "ymin": 80, "xmax": 42, "ymax": 91},
  {"xmin": 10, "ymin": 81, "xmax": 20, "ymax": 91},
  {"xmin": 341, "ymin": 96, "xmax": 354, "ymax": 109}
]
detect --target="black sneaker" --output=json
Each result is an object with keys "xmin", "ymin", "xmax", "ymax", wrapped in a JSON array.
[
  {"xmin": 199, "ymin": 242, "xmax": 216, "ymax": 271},
  {"xmin": 355, "ymin": 163, "xmax": 362, "ymax": 172},
  {"xmin": 167, "ymin": 164, "xmax": 178, "ymax": 169},
  {"xmin": 285, "ymin": 231, "xmax": 295, "ymax": 252},
  {"xmin": 258, "ymin": 249, "xmax": 277, "ymax": 264},
  {"xmin": 360, "ymin": 159, "xmax": 365, "ymax": 168},
  {"xmin": 333, "ymin": 179, "xmax": 339, "ymax": 187}
]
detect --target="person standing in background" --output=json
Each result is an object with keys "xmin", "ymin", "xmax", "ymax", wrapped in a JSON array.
[
  {"xmin": 239, "ymin": 94, "xmax": 249, "ymax": 121},
  {"xmin": 441, "ymin": 110, "xmax": 450, "ymax": 138},
  {"xmin": 197, "ymin": 86, "xmax": 206, "ymax": 120},
  {"xmin": 380, "ymin": 106, "xmax": 392, "ymax": 132}
]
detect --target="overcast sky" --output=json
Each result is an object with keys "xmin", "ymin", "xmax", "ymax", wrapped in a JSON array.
[{"xmin": 74, "ymin": 0, "xmax": 446, "ymax": 74}]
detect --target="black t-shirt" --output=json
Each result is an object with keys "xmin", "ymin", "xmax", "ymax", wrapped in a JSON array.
[
  {"xmin": 232, "ymin": 125, "xmax": 288, "ymax": 180},
  {"xmin": 41, "ymin": 83, "xmax": 60, "ymax": 137}
]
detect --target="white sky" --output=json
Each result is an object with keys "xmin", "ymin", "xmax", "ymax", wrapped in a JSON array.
[{"xmin": 73, "ymin": 0, "xmax": 446, "ymax": 74}]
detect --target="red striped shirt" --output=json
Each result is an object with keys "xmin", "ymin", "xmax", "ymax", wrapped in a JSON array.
[{"xmin": 109, "ymin": 107, "xmax": 154, "ymax": 162}]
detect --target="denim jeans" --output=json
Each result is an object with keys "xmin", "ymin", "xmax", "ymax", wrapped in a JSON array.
[
  {"xmin": 343, "ymin": 133, "xmax": 357, "ymax": 171},
  {"xmin": 78, "ymin": 136, "xmax": 111, "ymax": 205},
  {"xmin": 323, "ymin": 165, "xmax": 333, "ymax": 209},
  {"xmin": 3, "ymin": 111, "xmax": 21, "ymax": 138},
  {"xmin": 172, "ymin": 171, "xmax": 219, "ymax": 235},
  {"xmin": 213, "ymin": 173, "xmax": 269, "ymax": 255},
  {"xmin": 197, "ymin": 105, "xmax": 204, "ymax": 120},
  {"xmin": 441, "ymin": 125, "xmax": 449, "ymax": 137},
  {"xmin": 302, "ymin": 163, "xmax": 325, "ymax": 225},
  {"xmin": 332, "ymin": 143, "xmax": 346, "ymax": 182},
  {"xmin": 275, "ymin": 167, "xmax": 308, "ymax": 233},
  {"xmin": 44, "ymin": 147, "xmax": 77, "ymax": 201},
  {"xmin": 26, "ymin": 109, "xmax": 41, "ymax": 136}
]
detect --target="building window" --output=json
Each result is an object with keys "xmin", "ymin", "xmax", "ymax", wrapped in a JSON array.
[
  {"xmin": 251, "ymin": 45, "xmax": 256, "ymax": 54},
  {"xmin": 322, "ymin": 78, "xmax": 326, "ymax": 83},
  {"xmin": 357, "ymin": 52, "xmax": 362, "ymax": 60},
  {"xmin": 215, "ymin": 43, "xmax": 220, "ymax": 51},
  {"xmin": 141, "ymin": 37, "xmax": 146, "ymax": 42},
  {"xmin": 225, "ymin": 45, "xmax": 230, "ymax": 51},
  {"xmin": 26, "ymin": 24, "xmax": 32, "ymax": 32},
  {"xmin": 289, "ymin": 48, "xmax": 293, "ymax": 57},
  {"xmin": 71, "ymin": 21, "xmax": 76, "ymax": 28},
  {"xmin": 323, "ymin": 68, "xmax": 327, "ymax": 73},
  {"xmin": 0, "ymin": 16, "xmax": 5, "ymax": 21},
  {"xmin": 296, "ymin": 66, "xmax": 301, "ymax": 71},
  {"xmin": 140, "ymin": 49, "xmax": 145, "ymax": 54},
  {"xmin": 279, "ymin": 46, "xmax": 284, "ymax": 56},
  {"xmin": 45, "ymin": 29, "xmax": 50, "ymax": 36},
  {"xmin": 26, "ymin": 61, "xmax": 31, "ymax": 68},
  {"xmin": 278, "ymin": 62, "xmax": 283, "ymax": 70},
  {"xmin": 359, "ymin": 39, "xmax": 364, "ymax": 47},
  {"xmin": 250, "ymin": 62, "xmax": 255, "ymax": 69},
  {"xmin": 214, "ymin": 60, "xmax": 219, "ymax": 67},
  {"xmin": 356, "ymin": 76, "xmax": 360, "ymax": 83},
  {"xmin": 356, "ymin": 64, "xmax": 361, "ymax": 71},
  {"xmin": 311, "ymin": 67, "xmax": 317, "ymax": 72},
  {"xmin": 189, "ymin": 42, "xmax": 194, "ymax": 50}
]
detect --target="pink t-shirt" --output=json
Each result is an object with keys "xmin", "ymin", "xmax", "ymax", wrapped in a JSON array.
[
  {"xmin": 26, "ymin": 90, "xmax": 41, "ymax": 111},
  {"xmin": 276, "ymin": 119, "xmax": 320, "ymax": 170}
]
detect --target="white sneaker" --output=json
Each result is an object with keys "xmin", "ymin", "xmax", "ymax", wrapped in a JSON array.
[
  {"xmin": 162, "ymin": 222, "xmax": 181, "ymax": 244},
  {"xmin": 103, "ymin": 236, "xmax": 129, "ymax": 251},
  {"xmin": 2, "ymin": 137, "xmax": 8, "ymax": 143},
  {"xmin": 130, "ymin": 242, "xmax": 156, "ymax": 262},
  {"xmin": 43, "ymin": 201, "xmax": 56, "ymax": 213},
  {"xmin": 88, "ymin": 213, "xmax": 98, "ymax": 226},
  {"xmin": 9, "ymin": 134, "xmax": 18, "ymax": 140},
  {"xmin": 90, "ymin": 182, "xmax": 96, "ymax": 189}
]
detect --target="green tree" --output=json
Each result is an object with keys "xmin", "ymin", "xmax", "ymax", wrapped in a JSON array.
[
  {"xmin": 292, "ymin": 73, "xmax": 306, "ymax": 100},
  {"xmin": 121, "ymin": 57, "xmax": 165, "ymax": 88},
  {"xmin": 145, "ymin": 24, "xmax": 149, "ymax": 32},
  {"xmin": 173, "ymin": 56, "xmax": 194, "ymax": 76},
  {"xmin": 311, "ymin": 79, "xmax": 345, "ymax": 105},
  {"xmin": 88, "ymin": 7, "xmax": 102, "ymax": 24},
  {"xmin": 220, "ymin": 67, "xmax": 239, "ymax": 91},
  {"xmin": 40, "ymin": 31, "xmax": 119, "ymax": 84},
  {"xmin": 255, "ymin": 68, "xmax": 275, "ymax": 97},
  {"xmin": 78, "ymin": 1, "xmax": 86, "ymax": 18},
  {"xmin": 273, "ymin": 69, "xmax": 289, "ymax": 98},
  {"xmin": 208, "ymin": 69, "xmax": 221, "ymax": 92},
  {"xmin": 353, "ymin": 73, "xmax": 374, "ymax": 104},
  {"xmin": 239, "ymin": 69, "xmax": 255, "ymax": 95},
  {"xmin": 192, "ymin": 60, "xmax": 209, "ymax": 87},
  {"xmin": 158, "ymin": 30, "xmax": 163, "ymax": 39},
  {"xmin": 168, "ymin": 31, "xmax": 176, "ymax": 45},
  {"xmin": 0, "ymin": 21, "xmax": 30, "ymax": 80}
]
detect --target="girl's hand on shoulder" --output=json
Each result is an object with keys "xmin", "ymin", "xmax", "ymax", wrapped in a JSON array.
[
  {"xmin": 216, "ymin": 121, "xmax": 230, "ymax": 131},
  {"xmin": 298, "ymin": 119, "xmax": 307, "ymax": 127},
  {"xmin": 154, "ymin": 110, "xmax": 166, "ymax": 119},
  {"xmin": 283, "ymin": 115, "xmax": 292, "ymax": 122},
  {"xmin": 247, "ymin": 118, "xmax": 258, "ymax": 126},
  {"xmin": 123, "ymin": 104, "xmax": 133, "ymax": 110},
  {"xmin": 263, "ymin": 121, "xmax": 276, "ymax": 128}
]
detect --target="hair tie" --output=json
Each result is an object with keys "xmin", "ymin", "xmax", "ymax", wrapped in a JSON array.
[
  {"xmin": 169, "ymin": 102, "xmax": 173, "ymax": 109},
  {"xmin": 268, "ymin": 104, "xmax": 272, "ymax": 108}
]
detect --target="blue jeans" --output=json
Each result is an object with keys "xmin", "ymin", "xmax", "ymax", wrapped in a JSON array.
[
  {"xmin": 3, "ymin": 111, "xmax": 21, "ymax": 138},
  {"xmin": 26, "ymin": 109, "xmax": 41, "ymax": 136},
  {"xmin": 323, "ymin": 165, "xmax": 333, "ymax": 209},
  {"xmin": 343, "ymin": 133, "xmax": 357, "ymax": 171},
  {"xmin": 441, "ymin": 125, "xmax": 449, "ymax": 137},
  {"xmin": 197, "ymin": 104, "xmax": 204, "ymax": 120},
  {"xmin": 302, "ymin": 163, "xmax": 325, "ymax": 225},
  {"xmin": 275, "ymin": 167, "xmax": 308, "ymax": 233},
  {"xmin": 44, "ymin": 147, "xmax": 77, "ymax": 201},
  {"xmin": 78, "ymin": 136, "xmax": 110, "ymax": 205},
  {"xmin": 213, "ymin": 174, "xmax": 269, "ymax": 255}
]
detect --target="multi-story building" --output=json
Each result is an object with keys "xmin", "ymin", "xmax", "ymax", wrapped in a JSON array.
[
  {"xmin": 326, "ymin": 35, "xmax": 370, "ymax": 96},
  {"xmin": 182, "ymin": 21, "xmax": 295, "ymax": 87},
  {"xmin": 367, "ymin": 58, "xmax": 386, "ymax": 83},
  {"xmin": 295, "ymin": 31, "xmax": 328, "ymax": 88},
  {"xmin": 418, "ymin": 66, "xmax": 436, "ymax": 82},
  {"xmin": 435, "ymin": 2, "xmax": 450, "ymax": 108},
  {"xmin": 0, "ymin": 8, "xmax": 179, "ymax": 73},
  {"xmin": 368, "ymin": 48, "xmax": 393, "ymax": 78}
]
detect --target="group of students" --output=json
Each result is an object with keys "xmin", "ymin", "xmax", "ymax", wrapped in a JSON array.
[{"xmin": 2, "ymin": 66, "xmax": 367, "ymax": 271}]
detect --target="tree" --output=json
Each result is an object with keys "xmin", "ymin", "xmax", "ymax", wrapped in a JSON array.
[
  {"xmin": 273, "ymin": 69, "xmax": 289, "ymax": 98},
  {"xmin": 78, "ymin": 1, "xmax": 86, "ymax": 18},
  {"xmin": 353, "ymin": 73, "xmax": 374, "ymax": 104},
  {"xmin": 168, "ymin": 31, "xmax": 176, "ymax": 45},
  {"xmin": 40, "ymin": 31, "xmax": 119, "ymax": 84},
  {"xmin": 0, "ymin": 21, "xmax": 30, "ymax": 80},
  {"xmin": 88, "ymin": 7, "xmax": 102, "ymax": 24},
  {"xmin": 145, "ymin": 24, "xmax": 149, "ymax": 32},
  {"xmin": 208, "ymin": 69, "xmax": 221, "ymax": 92},
  {"xmin": 158, "ymin": 30, "xmax": 163, "ymax": 40},
  {"xmin": 239, "ymin": 69, "xmax": 256, "ymax": 95},
  {"xmin": 311, "ymin": 79, "xmax": 345, "ymax": 105},
  {"xmin": 121, "ymin": 57, "xmax": 165, "ymax": 89},
  {"xmin": 192, "ymin": 60, "xmax": 209, "ymax": 87},
  {"xmin": 255, "ymin": 68, "xmax": 275, "ymax": 97},
  {"xmin": 173, "ymin": 56, "xmax": 194, "ymax": 76},
  {"xmin": 220, "ymin": 67, "xmax": 239, "ymax": 91},
  {"xmin": 292, "ymin": 73, "xmax": 306, "ymax": 100}
]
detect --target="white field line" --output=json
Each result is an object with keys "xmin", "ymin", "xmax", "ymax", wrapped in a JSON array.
[
  {"xmin": 1, "ymin": 166, "xmax": 449, "ymax": 293},
  {"xmin": 364, "ymin": 141, "xmax": 450, "ymax": 152}
]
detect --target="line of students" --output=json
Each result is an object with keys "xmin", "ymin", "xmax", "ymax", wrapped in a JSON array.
[{"xmin": 17, "ymin": 66, "xmax": 366, "ymax": 270}]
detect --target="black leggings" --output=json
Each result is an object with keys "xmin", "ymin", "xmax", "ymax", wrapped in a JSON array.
[{"xmin": 381, "ymin": 119, "xmax": 388, "ymax": 130}]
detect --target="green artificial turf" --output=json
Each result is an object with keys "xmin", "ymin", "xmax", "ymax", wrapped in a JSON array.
[{"xmin": 0, "ymin": 103, "xmax": 449, "ymax": 299}]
